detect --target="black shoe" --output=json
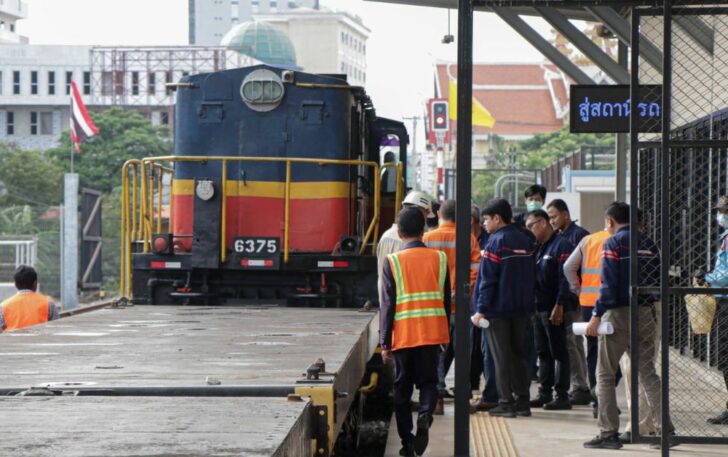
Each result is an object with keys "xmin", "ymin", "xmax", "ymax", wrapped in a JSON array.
[
  {"xmin": 618, "ymin": 431, "xmax": 632, "ymax": 444},
  {"xmin": 439, "ymin": 389, "xmax": 455, "ymax": 399},
  {"xmin": 529, "ymin": 396, "xmax": 552, "ymax": 408},
  {"xmin": 708, "ymin": 410, "xmax": 728, "ymax": 425},
  {"xmin": 400, "ymin": 435, "xmax": 415, "ymax": 457},
  {"xmin": 515, "ymin": 399, "xmax": 531, "ymax": 417},
  {"xmin": 583, "ymin": 434, "xmax": 623, "ymax": 449},
  {"xmin": 399, "ymin": 442, "xmax": 415, "ymax": 457},
  {"xmin": 543, "ymin": 397, "xmax": 572, "ymax": 410},
  {"xmin": 569, "ymin": 389, "xmax": 592, "ymax": 406},
  {"xmin": 488, "ymin": 404, "xmax": 517, "ymax": 418},
  {"xmin": 414, "ymin": 413, "xmax": 432, "ymax": 456},
  {"xmin": 649, "ymin": 432, "xmax": 679, "ymax": 449}
]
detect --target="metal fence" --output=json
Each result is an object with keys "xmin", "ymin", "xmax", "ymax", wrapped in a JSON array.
[
  {"xmin": 631, "ymin": 4, "xmax": 728, "ymax": 452},
  {"xmin": 0, "ymin": 207, "xmax": 61, "ymax": 298},
  {"xmin": 444, "ymin": 168, "xmax": 542, "ymax": 211},
  {"xmin": 541, "ymin": 145, "xmax": 614, "ymax": 192}
]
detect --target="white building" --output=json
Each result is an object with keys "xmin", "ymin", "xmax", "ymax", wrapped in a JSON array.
[
  {"xmin": 0, "ymin": 0, "xmax": 28, "ymax": 44},
  {"xmin": 189, "ymin": 0, "xmax": 319, "ymax": 45},
  {"xmin": 0, "ymin": 44, "xmax": 257, "ymax": 150},
  {"xmin": 256, "ymin": 9, "xmax": 369, "ymax": 85}
]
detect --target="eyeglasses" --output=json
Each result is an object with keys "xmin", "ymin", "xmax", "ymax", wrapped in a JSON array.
[{"xmin": 526, "ymin": 219, "xmax": 545, "ymax": 230}]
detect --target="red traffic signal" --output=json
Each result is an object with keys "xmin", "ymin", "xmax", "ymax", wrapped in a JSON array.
[{"xmin": 431, "ymin": 101, "xmax": 449, "ymax": 132}]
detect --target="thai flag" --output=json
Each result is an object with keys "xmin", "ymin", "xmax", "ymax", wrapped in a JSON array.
[{"xmin": 69, "ymin": 81, "xmax": 99, "ymax": 152}]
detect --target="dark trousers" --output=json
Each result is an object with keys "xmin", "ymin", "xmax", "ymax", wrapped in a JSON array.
[
  {"xmin": 486, "ymin": 316, "xmax": 530, "ymax": 405},
  {"xmin": 437, "ymin": 316, "xmax": 455, "ymax": 395},
  {"xmin": 581, "ymin": 306, "xmax": 598, "ymax": 389},
  {"xmin": 471, "ymin": 325, "xmax": 484, "ymax": 389},
  {"xmin": 525, "ymin": 318, "xmax": 538, "ymax": 383},
  {"xmin": 393, "ymin": 345, "xmax": 441, "ymax": 442},
  {"xmin": 533, "ymin": 310, "xmax": 571, "ymax": 399},
  {"xmin": 480, "ymin": 326, "xmax": 499, "ymax": 403}
]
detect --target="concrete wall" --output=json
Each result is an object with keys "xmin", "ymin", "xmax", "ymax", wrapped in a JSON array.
[
  {"xmin": 191, "ymin": 0, "xmax": 320, "ymax": 45},
  {"xmin": 0, "ymin": 106, "xmax": 64, "ymax": 150},
  {"xmin": 264, "ymin": 13, "xmax": 368, "ymax": 85}
]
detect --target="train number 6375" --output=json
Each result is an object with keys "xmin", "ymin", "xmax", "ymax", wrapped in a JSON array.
[{"xmin": 233, "ymin": 237, "xmax": 280, "ymax": 254}]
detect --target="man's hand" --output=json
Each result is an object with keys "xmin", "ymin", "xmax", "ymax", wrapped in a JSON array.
[
  {"xmin": 550, "ymin": 304, "xmax": 564, "ymax": 326},
  {"xmin": 585, "ymin": 316, "xmax": 601, "ymax": 337},
  {"xmin": 472, "ymin": 312, "xmax": 485, "ymax": 328},
  {"xmin": 381, "ymin": 349, "xmax": 393, "ymax": 365}
]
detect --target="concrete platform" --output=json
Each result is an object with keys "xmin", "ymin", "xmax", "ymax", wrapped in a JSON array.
[
  {"xmin": 384, "ymin": 398, "xmax": 728, "ymax": 457},
  {"xmin": 384, "ymin": 371, "xmax": 728, "ymax": 457},
  {"xmin": 0, "ymin": 305, "xmax": 379, "ymax": 456}
]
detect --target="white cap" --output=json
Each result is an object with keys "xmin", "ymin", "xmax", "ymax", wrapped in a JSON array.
[{"xmin": 402, "ymin": 191, "xmax": 434, "ymax": 218}]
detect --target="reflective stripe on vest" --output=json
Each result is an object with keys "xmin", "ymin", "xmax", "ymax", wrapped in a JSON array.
[
  {"xmin": 579, "ymin": 231, "xmax": 611, "ymax": 307},
  {"xmin": 1, "ymin": 292, "xmax": 50, "ymax": 332},
  {"xmin": 387, "ymin": 248, "xmax": 449, "ymax": 350}
]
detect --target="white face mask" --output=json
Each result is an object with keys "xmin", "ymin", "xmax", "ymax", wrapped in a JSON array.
[{"xmin": 718, "ymin": 213, "xmax": 728, "ymax": 229}]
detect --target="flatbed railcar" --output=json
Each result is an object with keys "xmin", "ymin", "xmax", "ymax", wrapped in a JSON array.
[{"xmin": 0, "ymin": 305, "xmax": 379, "ymax": 456}]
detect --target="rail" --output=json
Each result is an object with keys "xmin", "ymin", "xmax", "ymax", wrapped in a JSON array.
[{"xmin": 120, "ymin": 155, "xmax": 397, "ymax": 299}]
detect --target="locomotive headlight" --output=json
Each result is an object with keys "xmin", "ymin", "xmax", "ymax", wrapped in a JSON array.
[
  {"xmin": 195, "ymin": 180, "xmax": 215, "ymax": 201},
  {"xmin": 241, "ymin": 69, "xmax": 285, "ymax": 112}
]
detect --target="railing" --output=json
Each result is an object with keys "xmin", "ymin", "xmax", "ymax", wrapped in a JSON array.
[
  {"xmin": 0, "ymin": 237, "xmax": 37, "ymax": 301},
  {"xmin": 120, "ymin": 155, "xmax": 397, "ymax": 298},
  {"xmin": 540, "ymin": 145, "xmax": 614, "ymax": 192}
]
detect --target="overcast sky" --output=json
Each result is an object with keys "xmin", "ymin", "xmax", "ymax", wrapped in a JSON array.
[{"xmin": 17, "ymin": 0, "xmax": 551, "ymax": 124}]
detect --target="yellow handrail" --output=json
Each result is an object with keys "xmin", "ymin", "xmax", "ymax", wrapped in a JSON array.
[
  {"xmin": 120, "ymin": 159, "xmax": 141, "ymax": 298},
  {"xmin": 121, "ymin": 155, "xmax": 388, "ymax": 298}
]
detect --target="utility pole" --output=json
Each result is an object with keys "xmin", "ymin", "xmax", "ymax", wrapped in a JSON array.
[
  {"xmin": 403, "ymin": 115, "xmax": 420, "ymax": 158},
  {"xmin": 403, "ymin": 115, "xmax": 421, "ymax": 189}
]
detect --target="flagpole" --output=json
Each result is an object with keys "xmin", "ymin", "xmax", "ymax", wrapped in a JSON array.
[{"xmin": 70, "ymin": 143, "xmax": 74, "ymax": 174}]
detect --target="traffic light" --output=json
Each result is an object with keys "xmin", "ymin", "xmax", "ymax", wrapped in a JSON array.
[{"xmin": 431, "ymin": 101, "xmax": 449, "ymax": 132}]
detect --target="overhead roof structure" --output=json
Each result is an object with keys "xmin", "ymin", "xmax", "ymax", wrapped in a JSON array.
[{"xmin": 367, "ymin": 1, "xmax": 715, "ymax": 83}]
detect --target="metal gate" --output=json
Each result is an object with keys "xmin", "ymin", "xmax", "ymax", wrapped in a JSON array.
[
  {"xmin": 80, "ymin": 188, "xmax": 102, "ymax": 290},
  {"xmin": 631, "ymin": 3, "xmax": 728, "ymax": 452}
]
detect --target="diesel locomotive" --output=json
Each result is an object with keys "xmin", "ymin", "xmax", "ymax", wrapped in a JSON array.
[{"xmin": 120, "ymin": 65, "xmax": 408, "ymax": 306}]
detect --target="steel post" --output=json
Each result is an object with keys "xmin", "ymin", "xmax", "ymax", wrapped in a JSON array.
[
  {"xmin": 62, "ymin": 173, "xmax": 79, "ymax": 310},
  {"xmin": 660, "ymin": 2, "xmax": 672, "ymax": 455},
  {"xmin": 628, "ymin": 8, "xmax": 641, "ymax": 445},
  {"xmin": 455, "ymin": 0, "xmax": 473, "ymax": 455},
  {"xmin": 616, "ymin": 41, "xmax": 628, "ymax": 201}
]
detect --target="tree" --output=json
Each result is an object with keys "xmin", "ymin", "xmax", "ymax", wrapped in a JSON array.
[
  {"xmin": 0, "ymin": 144, "xmax": 64, "ymax": 207},
  {"xmin": 47, "ymin": 107, "xmax": 172, "ymax": 192}
]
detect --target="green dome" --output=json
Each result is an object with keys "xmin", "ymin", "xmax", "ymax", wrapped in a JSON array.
[{"xmin": 221, "ymin": 21, "xmax": 297, "ymax": 66}]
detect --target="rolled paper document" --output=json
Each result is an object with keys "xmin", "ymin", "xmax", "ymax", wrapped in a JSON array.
[
  {"xmin": 572, "ymin": 321, "xmax": 614, "ymax": 335},
  {"xmin": 471, "ymin": 315, "xmax": 490, "ymax": 329}
]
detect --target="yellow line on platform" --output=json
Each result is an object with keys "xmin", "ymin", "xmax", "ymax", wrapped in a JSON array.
[{"xmin": 470, "ymin": 414, "xmax": 519, "ymax": 457}]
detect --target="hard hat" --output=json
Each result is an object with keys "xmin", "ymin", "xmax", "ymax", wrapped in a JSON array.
[{"xmin": 402, "ymin": 191, "xmax": 434, "ymax": 217}]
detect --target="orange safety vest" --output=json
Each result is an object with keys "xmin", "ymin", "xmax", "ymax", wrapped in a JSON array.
[
  {"xmin": 579, "ymin": 230, "xmax": 611, "ymax": 307},
  {"xmin": 387, "ymin": 247, "xmax": 450, "ymax": 351},
  {"xmin": 423, "ymin": 221, "xmax": 480, "ymax": 312},
  {"xmin": 1, "ymin": 292, "xmax": 50, "ymax": 332}
]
